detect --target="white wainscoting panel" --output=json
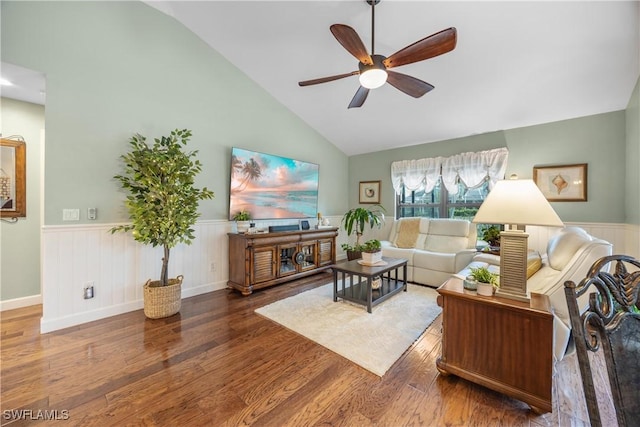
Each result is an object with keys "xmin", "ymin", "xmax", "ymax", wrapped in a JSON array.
[
  {"xmin": 624, "ymin": 223, "xmax": 640, "ymax": 259},
  {"xmin": 41, "ymin": 220, "xmax": 232, "ymax": 333},
  {"xmin": 526, "ymin": 222, "xmax": 632, "ymax": 256},
  {"xmin": 37, "ymin": 218, "xmax": 640, "ymax": 332}
]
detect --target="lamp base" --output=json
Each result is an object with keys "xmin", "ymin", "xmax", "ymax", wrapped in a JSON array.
[
  {"xmin": 497, "ymin": 230, "xmax": 530, "ymax": 302},
  {"xmin": 495, "ymin": 287, "xmax": 530, "ymax": 302}
]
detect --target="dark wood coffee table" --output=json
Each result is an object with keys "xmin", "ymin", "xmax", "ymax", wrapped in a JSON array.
[{"xmin": 331, "ymin": 257, "xmax": 408, "ymax": 313}]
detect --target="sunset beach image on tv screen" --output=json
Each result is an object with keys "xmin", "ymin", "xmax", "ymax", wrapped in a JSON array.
[{"xmin": 229, "ymin": 148, "xmax": 319, "ymax": 220}]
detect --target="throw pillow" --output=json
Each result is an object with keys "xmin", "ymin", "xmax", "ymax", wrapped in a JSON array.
[
  {"xmin": 527, "ymin": 250, "xmax": 543, "ymax": 279},
  {"xmin": 395, "ymin": 218, "xmax": 421, "ymax": 248}
]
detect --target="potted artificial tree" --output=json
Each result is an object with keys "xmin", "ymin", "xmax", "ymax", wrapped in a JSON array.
[
  {"xmin": 341, "ymin": 205, "xmax": 385, "ymax": 260},
  {"xmin": 111, "ymin": 129, "xmax": 214, "ymax": 319}
]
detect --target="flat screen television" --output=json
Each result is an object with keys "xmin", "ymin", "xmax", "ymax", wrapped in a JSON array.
[{"xmin": 229, "ymin": 147, "xmax": 319, "ymax": 220}]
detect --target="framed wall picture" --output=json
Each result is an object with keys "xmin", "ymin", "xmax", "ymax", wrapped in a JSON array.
[
  {"xmin": 533, "ymin": 163, "xmax": 587, "ymax": 202},
  {"xmin": 359, "ymin": 180, "xmax": 381, "ymax": 204},
  {"xmin": 0, "ymin": 138, "xmax": 27, "ymax": 218}
]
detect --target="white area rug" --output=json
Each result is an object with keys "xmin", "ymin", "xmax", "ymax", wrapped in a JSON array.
[{"xmin": 255, "ymin": 283, "xmax": 442, "ymax": 376}]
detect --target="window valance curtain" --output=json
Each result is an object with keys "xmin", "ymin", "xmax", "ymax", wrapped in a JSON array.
[
  {"xmin": 391, "ymin": 147, "xmax": 508, "ymax": 195},
  {"xmin": 391, "ymin": 157, "xmax": 442, "ymax": 194}
]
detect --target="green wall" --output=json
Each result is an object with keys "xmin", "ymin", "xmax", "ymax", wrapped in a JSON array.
[
  {"xmin": 1, "ymin": 1, "xmax": 348, "ymax": 226},
  {"xmin": 0, "ymin": 98, "xmax": 44, "ymax": 300},
  {"xmin": 0, "ymin": 0, "xmax": 348, "ymax": 303},
  {"xmin": 349, "ymin": 110, "xmax": 629, "ymax": 224}
]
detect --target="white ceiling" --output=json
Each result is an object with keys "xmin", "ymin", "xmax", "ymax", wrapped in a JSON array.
[
  {"xmin": 0, "ymin": 62, "xmax": 46, "ymax": 106},
  {"xmin": 2, "ymin": 1, "xmax": 638, "ymax": 156}
]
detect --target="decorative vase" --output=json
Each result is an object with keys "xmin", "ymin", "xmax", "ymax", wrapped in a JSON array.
[
  {"xmin": 476, "ymin": 281, "xmax": 494, "ymax": 296},
  {"xmin": 143, "ymin": 275, "xmax": 183, "ymax": 319},
  {"xmin": 463, "ymin": 276, "xmax": 478, "ymax": 291},
  {"xmin": 236, "ymin": 221, "xmax": 250, "ymax": 234},
  {"xmin": 361, "ymin": 251, "xmax": 382, "ymax": 265},
  {"xmin": 371, "ymin": 276, "xmax": 382, "ymax": 289}
]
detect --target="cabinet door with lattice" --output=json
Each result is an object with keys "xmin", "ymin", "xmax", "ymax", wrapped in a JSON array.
[
  {"xmin": 251, "ymin": 246, "xmax": 277, "ymax": 284},
  {"xmin": 318, "ymin": 238, "xmax": 335, "ymax": 266}
]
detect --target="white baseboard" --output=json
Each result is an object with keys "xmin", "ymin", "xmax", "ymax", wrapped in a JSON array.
[
  {"xmin": 0, "ymin": 294, "xmax": 42, "ymax": 312},
  {"xmin": 181, "ymin": 280, "xmax": 228, "ymax": 299},
  {"xmin": 41, "ymin": 300, "xmax": 143, "ymax": 333},
  {"xmin": 40, "ymin": 280, "xmax": 228, "ymax": 334}
]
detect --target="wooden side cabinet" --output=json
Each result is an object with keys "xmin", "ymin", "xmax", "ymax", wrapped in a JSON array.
[
  {"xmin": 227, "ymin": 228, "xmax": 338, "ymax": 295},
  {"xmin": 436, "ymin": 277, "xmax": 554, "ymax": 414}
]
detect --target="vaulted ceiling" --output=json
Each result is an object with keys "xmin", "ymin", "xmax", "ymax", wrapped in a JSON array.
[
  {"xmin": 145, "ymin": 1, "xmax": 640, "ymax": 155},
  {"xmin": 3, "ymin": 1, "xmax": 638, "ymax": 156}
]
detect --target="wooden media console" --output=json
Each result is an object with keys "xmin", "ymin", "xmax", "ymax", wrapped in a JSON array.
[{"xmin": 227, "ymin": 227, "xmax": 338, "ymax": 295}]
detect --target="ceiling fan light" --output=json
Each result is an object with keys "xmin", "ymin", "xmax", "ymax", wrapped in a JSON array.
[{"xmin": 359, "ymin": 69, "xmax": 387, "ymax": 89}]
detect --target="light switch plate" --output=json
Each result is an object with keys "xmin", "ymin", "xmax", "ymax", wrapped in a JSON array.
[{"xmin": 63, "ymin": 209, "xmax": 80, "ymax": 221}]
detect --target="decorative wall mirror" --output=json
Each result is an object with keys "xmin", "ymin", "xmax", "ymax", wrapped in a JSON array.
[{"xmin": 0, "ymin": 138, "xmax": 27, "ymax": 218}]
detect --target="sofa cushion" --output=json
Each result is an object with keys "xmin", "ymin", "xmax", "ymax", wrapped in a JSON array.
[
  {"xmin": 546, "ymin": 227, "xmax": 592, "ymax": 271},
  {"xmin": 428, "ymin": 218, "xmax": 472, "ymax": 237},
  {"xmin": 381, "ymin": 246, "xmax": 416, "ymax": 265},
  {"xmin": 388, "ymin": 217, "xmax": 430, "ymax": 248},
  {"xmin": 414, "ymin": 250, "xmax": 458, "ymax": 273},
  {"xmin": 456, "ymin": 260, "xmax": 501, "ymax": 279},
  {"xmin": 423, "ymin": 219, "xmax": 473, "ymax": 253},
  {"xmin": 424, "ymin": 235, "xmax": 470, "ymax": 253}
]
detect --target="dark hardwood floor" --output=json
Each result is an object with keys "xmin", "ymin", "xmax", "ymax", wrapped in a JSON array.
[{"xmin": 1, "ymin": 272, "xmax": 604, "ymax": 426}]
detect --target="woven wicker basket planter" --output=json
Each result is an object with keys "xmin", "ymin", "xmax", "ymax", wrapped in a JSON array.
[{"xmin": 143, "ymin": 275, "xmax": 183, "ymax": 319}]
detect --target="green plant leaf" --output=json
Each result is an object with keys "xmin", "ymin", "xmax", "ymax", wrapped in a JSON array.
[{"xmin": 110, "ymin": 129, "xmax": 214, "ymax": 286}]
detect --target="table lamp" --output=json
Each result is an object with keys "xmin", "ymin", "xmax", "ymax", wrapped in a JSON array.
[{"xmin": 472, "ymin": 176, "xmax": 564, "ymax": 301}]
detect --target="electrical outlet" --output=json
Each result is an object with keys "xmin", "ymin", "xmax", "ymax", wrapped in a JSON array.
[
  {"xmin": 209, "ymin": 262, "xmax": 216, "ymax": 272},
  {"xmin": 83, "ymin": 281, "xmax": 95, "ymax": 299}
]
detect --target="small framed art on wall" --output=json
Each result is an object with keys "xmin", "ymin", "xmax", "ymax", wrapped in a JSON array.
[
  {"xmin": 533, "ymin": 163, "xmax": 587, "ymax": 202},
  {"xmin": 359, "ymin": 181, "xmax": 381, "ymax": 204}
]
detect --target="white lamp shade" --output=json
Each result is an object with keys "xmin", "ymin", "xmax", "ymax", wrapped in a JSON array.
[{"xmin": 472, "ymin": 179, "xmax": 564, "ymax": 227}]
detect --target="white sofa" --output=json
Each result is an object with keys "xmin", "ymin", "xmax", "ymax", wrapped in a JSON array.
[
  {"xmin": 456, "ymin": 227, "xmax": 612, "ymax": 360},
  {"xmin": 381, "ymin": 218, "xmax": 478, "ymax": 287}
]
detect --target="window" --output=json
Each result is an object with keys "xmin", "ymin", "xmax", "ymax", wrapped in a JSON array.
[{"xmin": 396, "ymin": 177, "xmax": 490, "ymax": 220}]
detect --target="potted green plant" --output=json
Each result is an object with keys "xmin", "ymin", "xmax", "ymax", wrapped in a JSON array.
[
  {"xmin": 469, "ymin": 266, "xmax": 499, "ymax": 296},
  {"xmin": 481, "ymin": 225, "xmax": 501, "ymax": 247},
  {"xmin": 361, "ymin": 239, "xmax": 382, "ymax": 265},
  {"xmin": 341, "ymin": 205, "xmax": 385, "ymax": 260},
  {"xmin": 232, "ymin": 210, "xmax": 251, "ymax": 233},
  {"xmin": 111, "ymin": 129, "xmax": 214, "ymax": 319}
]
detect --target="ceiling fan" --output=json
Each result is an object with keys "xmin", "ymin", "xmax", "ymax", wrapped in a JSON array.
[{"xmin": 298, "ymin": 0, "xmax": 457, "ymax": 109}]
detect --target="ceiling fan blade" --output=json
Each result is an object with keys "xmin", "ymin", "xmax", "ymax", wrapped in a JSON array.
[
  {"xmin": 299, "ymin": 71, "xmax": 359, "ymax": 87},
  {"xmin": 386, "ymin": 71, "xmax": 434, "ymax": 98},
  {"xmin": 383, "ymin": 27, "xmax": 457, "ymax": 69},
  {"xmin": 348, "ymin": 86, "xmax": 370, "ymax": 109},
  {"xmin": 330, "ymin": 24, "xmax": 373, "ymax": 65}
]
